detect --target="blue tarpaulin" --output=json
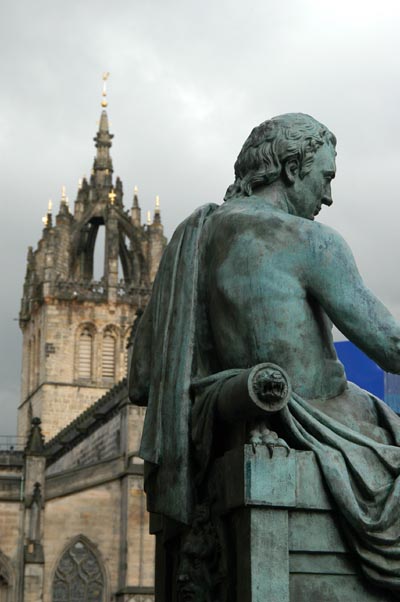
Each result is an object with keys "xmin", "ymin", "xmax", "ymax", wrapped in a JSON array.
[{"xmin": 335, "ymin": 341, "xmax": 400, "ymax": 412}]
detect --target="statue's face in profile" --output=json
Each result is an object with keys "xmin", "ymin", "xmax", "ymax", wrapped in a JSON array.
[{"xmin": 292, "ymin": 143, "xmax": 336, "ymax": 220}]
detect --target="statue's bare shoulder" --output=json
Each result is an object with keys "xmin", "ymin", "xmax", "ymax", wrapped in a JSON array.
[{"xmin": 203, "ymin": 198, "xmax": 349, "ymax": 276}]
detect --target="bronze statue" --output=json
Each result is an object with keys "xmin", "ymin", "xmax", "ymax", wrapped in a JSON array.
[{"xmin": 129, "ymin": 113, "xmax": 400, "ymax": 594}]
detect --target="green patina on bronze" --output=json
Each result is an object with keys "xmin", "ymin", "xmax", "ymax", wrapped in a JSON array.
[{"xmin": 129, "ymin": 113, "xmax": 400, "ymax": 599}]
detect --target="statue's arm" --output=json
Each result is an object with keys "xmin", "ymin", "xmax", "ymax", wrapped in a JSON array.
[
  {"xmin": 307, "ymin": 225, "xmax": 400, "ymax": 373},
  {"xmin": 128, "ymin": 303, "xmax": 152, "ymax": 406}
]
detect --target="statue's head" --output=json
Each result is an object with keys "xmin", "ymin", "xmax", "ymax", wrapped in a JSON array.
[{"xmin": 224, "ymin": 113, "xmax": 336, "ymax": 204}]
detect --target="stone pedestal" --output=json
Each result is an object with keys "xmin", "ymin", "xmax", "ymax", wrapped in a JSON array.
[
  {"xmin": 151, "ymin": 445, "xmax": 396, "ymax": 601},
  {"xmin": 215, "ymin": 445, "xmax": 394, "ymax": 602}
]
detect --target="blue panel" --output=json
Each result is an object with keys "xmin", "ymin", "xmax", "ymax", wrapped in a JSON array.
[
  {"xmin": 384, "ymin": 373, "xmax": 400, "ymax": 413},
  {"xmin": 334, "ymin": 341, "xmax": 384, "ymax": 399}
]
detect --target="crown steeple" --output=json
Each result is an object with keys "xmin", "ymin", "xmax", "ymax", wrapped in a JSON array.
[
  {"xmin": 20, "ymin": 75, "xmax": 167, "ymax": 319},
  {"xmin": 92, "ymin": 73, "xmax": 113, "ymax": 189},
  {"xmin": 18, "ymin": 75, "xmax": 167, "ymax": 443}
]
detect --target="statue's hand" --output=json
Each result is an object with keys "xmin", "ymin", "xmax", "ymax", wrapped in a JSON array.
[{"xmin": 249, "ymin": 421, "xmax": 290, "ymax": 457}]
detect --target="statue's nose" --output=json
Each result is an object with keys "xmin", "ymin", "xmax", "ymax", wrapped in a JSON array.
[{"xmin": 322, "ymin": 196, "xmax": 333, "ymax": 207}]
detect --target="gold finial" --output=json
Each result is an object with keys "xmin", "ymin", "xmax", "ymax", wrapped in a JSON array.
[
  {"xmin": 147, "ymin": 210, "xmax": 152, "ymax": 225},
  {"xmin": 155, "ymin": 195, "xmax": 160, "ymax": 209},
  {"xmin": 48, "ymin": 199, "xmax": 53, "ymax": 213},
  {"xmin": 78, "ymin": 178, "xmax": 83, "ymax": 190},
  {"xmin": 134, "ymin": 185, "xmax": 138, "ymax": 194},
  {"xmin": 42, "ymin": 215, "xmax": 48, "ymax": 226},
  {"xmin": 101, "ymin": 72, "xmax": 110, "ymax": 108},
  {"xmin": 108, "ymin": 189, "xmax": 117, "ymax": 205}
]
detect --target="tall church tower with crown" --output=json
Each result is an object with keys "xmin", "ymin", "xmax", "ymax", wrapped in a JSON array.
[{"xmin": 18, "ymin": 76, "xmax": 166, "ymax": 441}]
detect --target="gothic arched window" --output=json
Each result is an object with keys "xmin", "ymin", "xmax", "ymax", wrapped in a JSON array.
[
  {"xmin": 78, "ymin": 329, "xmax": 93, "ymax": 380},
  {"xmin": 52, "ymin": 539, "xmax": 105, "ymax": 602},
  {"xmin": 102, "ymin": 331, "xmax": 115, "ymax": 379}
]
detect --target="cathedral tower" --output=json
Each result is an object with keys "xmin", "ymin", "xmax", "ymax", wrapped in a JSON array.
[{"xmin": 18, "ymin": 84, "xmax": 166, "ymax": 441}]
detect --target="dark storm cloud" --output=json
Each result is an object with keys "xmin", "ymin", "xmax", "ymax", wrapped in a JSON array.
[{"xmin": 1, "ymin": 0, "xmax": 400, "ymax": 434}]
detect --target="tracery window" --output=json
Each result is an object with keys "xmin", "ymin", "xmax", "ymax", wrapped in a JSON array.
[
  {"xmin": 78, "ymin": 329, "xmax": 93, "ymax": 379},
  {"xmin": 102, "ymin": 332, "xmax": 115, "ymax": 379},
  {"xmin": 52, "ymin": 540, "xmax": 104, "ymax": 602}
]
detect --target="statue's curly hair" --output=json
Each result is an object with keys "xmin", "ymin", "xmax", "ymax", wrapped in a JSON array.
[{"xmin": 224, "ymin": 113, "xmax": 336, "ymax": 201}]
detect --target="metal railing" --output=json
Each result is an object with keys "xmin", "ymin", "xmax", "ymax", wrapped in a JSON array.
[{"xmin": 0, "ymin": 436, "xmax": 25, "ymax": 452}]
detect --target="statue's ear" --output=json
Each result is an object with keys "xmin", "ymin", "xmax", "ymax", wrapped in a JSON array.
[{"xmin": 283, "ymin": 158, "xmax": 299, "ymax": 185}]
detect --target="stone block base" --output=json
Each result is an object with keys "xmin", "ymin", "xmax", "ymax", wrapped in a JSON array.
[{"xmin": 216, "ymin": 446, "xmax": 394, "ymax": 602}]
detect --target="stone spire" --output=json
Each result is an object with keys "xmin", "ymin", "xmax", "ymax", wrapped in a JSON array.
[
  {"xmin": 42, "ymin": 200, "xmax": 53, "ymax": 229},
  {"xmin": 131, "ymin": 185, "xmax": 141, "ymax": 226},
  {"xmin": 25, "ymin": 418, "xmax": 45, "ymax": 456},
  {"xmin": 153, "ymin": 194, "xmax": 161, "ymax": 224},
  {"xmin": 58, "ymin": 185, "xmax": 70, "ymax": 217},
  {"xmin": 91, "ymin": 72, "xmax": 113, "ymax": 190},
  {"xmin": 92, "ymin": 109, "xmax": 114, "ymax": 189}
]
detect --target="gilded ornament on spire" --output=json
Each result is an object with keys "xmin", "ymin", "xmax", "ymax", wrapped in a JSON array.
[
  {"xmin": 147, "ymin": 210, "xmax": 152, "ymax": 225},
  {"xmin": 108, "ymin": 189, "xmax": 117, "ymax": 205},
  {"xmin": 155, "ymin": 195, "xmax": 160, "ymax": 209},
  {"xmin": 101, "ymin": 72, "xmax": 110, "ymax": 108}
]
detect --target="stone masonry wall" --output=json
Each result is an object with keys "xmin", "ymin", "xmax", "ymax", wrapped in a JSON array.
[
  {"xmin": 127, "ymin": 406, "xmax": 146, "ymax": 454},
  {"xmin": 0, "ymin": 499, "xmax": 22, "ymax": 597},
  {"xmin": 19, "ymin": 297, "xmax": 136, "ymax": 441},
  {"xmin": 43, "ymin": 481, "xmax": 121, "ymax": 602},
  {"xmin": 19, "ymin": 383, "xmax": 108, "ymax": 442},
  {"xmin": 47, "ymin": 414, "xmax": 121, "ymax": 475},
  {"xmin": 127, "ymin": 477, "xmax": 154, "ymax": 588}
]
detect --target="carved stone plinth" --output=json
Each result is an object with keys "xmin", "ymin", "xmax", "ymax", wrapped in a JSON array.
[
  {"xmin": 214, "ymin": 445, "xmax": 394, "ymax": 602},
  {"xmin": 150, "ymin": 446, "xmax": 396, "ymax": 601}
]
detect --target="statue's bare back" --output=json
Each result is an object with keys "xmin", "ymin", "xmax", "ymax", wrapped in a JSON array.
[{"xmin": 202, "ymin": 197, "xmax": 399, "ymax": 442}]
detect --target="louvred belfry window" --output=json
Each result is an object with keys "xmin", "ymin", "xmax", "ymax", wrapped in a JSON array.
[
  {"xmin": 78, "ymin": 329, "xmax": 92, "ymax": 379},
  {"xmin": 102, "ymin": 333, "xmax": 115, "ymax": 379}
]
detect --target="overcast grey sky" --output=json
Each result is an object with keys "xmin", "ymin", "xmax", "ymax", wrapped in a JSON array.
[{"xmin": 1, "ymin": 0, "xmax": 400, "ymax": 435}]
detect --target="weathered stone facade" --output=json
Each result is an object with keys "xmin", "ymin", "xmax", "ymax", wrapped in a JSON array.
[
  {"xmin": 0, "ymin": 101, "xmax": 165, "ymax": 601},
  {"xmin": 18, "ymin": 108, "xmax": 166, "ymax": 442},
  {"xmin": 0, "ymin": 386, "xmax": 154, "ymax": 601}
]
